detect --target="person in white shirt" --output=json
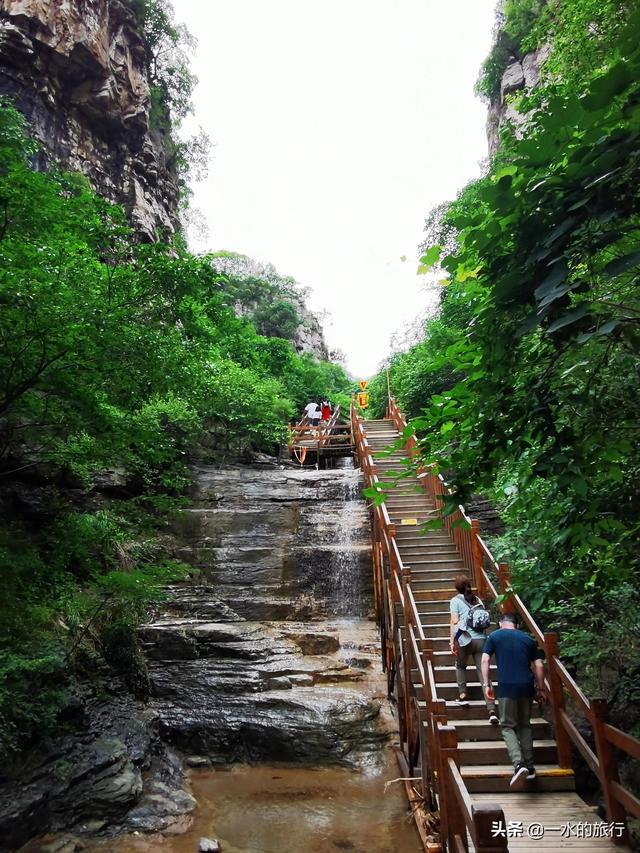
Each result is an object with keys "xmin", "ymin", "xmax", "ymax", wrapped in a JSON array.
[{"xmin": 304, "ymin": 401, "xmax": 320, "ymax": 426}]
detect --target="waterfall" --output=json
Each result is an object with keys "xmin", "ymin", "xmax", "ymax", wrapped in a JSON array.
[{"xmin": 330, "ymin": 463, "xmax": 369, "ymax": 616}]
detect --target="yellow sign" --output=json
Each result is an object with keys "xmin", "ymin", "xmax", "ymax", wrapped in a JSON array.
[
  {"xmin": 401, "ymin": 518, "xmax": 418, "ymax": 526},
  {"xmin": 359, "ymin": 380, "xmax": 368, "ymax": 391},
  {"xmin": 357, "ymin": 392, "xmax": 369, "ymax": 408}
]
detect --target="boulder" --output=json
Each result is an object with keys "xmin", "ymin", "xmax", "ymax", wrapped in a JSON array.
[{"xmin": 284, "ymin": 631, "xmax": 341, "ymax": 655}]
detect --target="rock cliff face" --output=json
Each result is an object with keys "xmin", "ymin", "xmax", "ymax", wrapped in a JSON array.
[
  {"xmin": 0, "ymin": 0, "xmax": 180, "ymax": 239},
  {"xmin": 291, "ymin": 293, "xmax": 330, "ymax": 360},
  {"xmin": 486, "ymin": 44, "xmax": 550, "ymax": 154}
]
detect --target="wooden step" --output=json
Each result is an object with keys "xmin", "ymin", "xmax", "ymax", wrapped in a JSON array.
[
  {"xmin": 415, "ymin": 604, "xmax": 451, "ymax": 614},
  {"xmin": 444, "ymin": 699, "xmax": 494, "ymax": 719},
  {"xmin": 395, "ymin": 532, "xmax": 452, "ymax": 542},
  {"xmin": 399, "ymin": 556, "xmax": 459, "ymax": 566},
  {"xmin": 461, "ymin": 765, "xmax": 575, "ymax": 793},
  {"xmin": 449, "ymin": 718, "xmax": 551, "ymax": 741},
  {"xmin": 412, "ymin": 589, "xmax": 455, "ymax": 602},
  {"xmin": 421, "ymin": 620, "xmax": 452, "ymax": 631},
  {"xmin": 397, "ymin": 543, "xmax": 458, "ymax": 553},
  {"xmin": 411, "ymin": 577, "xmax": 466, "ymax": 590},
  {"xmin": 433, "ymin": 665, "xmax": 497, "ymax": 684},
  {"xmin": 458, "ymin": 739, "xmax": 558, "ymax": 766},
  {"xmin": 385, "ymin": 502, "xmax": 436, "ymax": 511},
  {"xmin": 413, "ymin": 680, "xmax": 486, "ymax": 700},
  {"xmin": 416, "ymin": 601, "xmax": 452, "ymax": 613}
]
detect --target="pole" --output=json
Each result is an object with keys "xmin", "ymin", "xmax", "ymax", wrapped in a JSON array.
[{"xmin": 386, "ymin": 366, "xmax": 391, "ymax": 414}]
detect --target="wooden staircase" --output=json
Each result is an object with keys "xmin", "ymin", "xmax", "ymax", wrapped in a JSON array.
[
  {"xmin": 363, "ymin": 418, "xmax": 576, "ymax": 797},
  {"xmin": 353, "ymin": 401, "xmax": 639, "ymax": 850}
]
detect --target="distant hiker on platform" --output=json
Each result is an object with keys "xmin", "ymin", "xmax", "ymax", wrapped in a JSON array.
[
  {"xmin": 449, "ymin": 574, "xmax": 498, "ymax": 724},
  {"xmin": 320, "ymin": 400, "xmax": 332, "ymax": 422},
  {"xmin": 481, "ymin": 612, "xmax": 546, "ymax": 790},
  {"xmin": 304, "ymin": 401, "xmax": 321, "ymax": 426}
]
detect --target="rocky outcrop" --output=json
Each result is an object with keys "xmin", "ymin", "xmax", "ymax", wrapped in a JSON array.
[
  {"xmin": 0, "ymin": 0, "xmax": 180, "ymax": 239},
  {"xmin": 487, "ymin": 44, "xmax": 551, "ymax": 154},
  {"xmin": 291, "ymin": 295, "xmax": 329, "ymax": 360},
  {"xmin": 141, "ymin": 465, "xmax": 385, "ymax": 766},
  {"xmin": 0, "ymin": 692, "xmax": 193, "ymax": 852}
]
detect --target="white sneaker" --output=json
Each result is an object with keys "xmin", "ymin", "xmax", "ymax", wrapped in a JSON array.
[
  {"xmin": 510, "ymin": 763, "xmax": 529, "ymax": 790},
  {"xmin": 455, "ymin": 695, "xmax": 469, "ymax": 706},
  {"xmin": 526, "ymin": 766, "xmax": 536, "ymax": 780}
]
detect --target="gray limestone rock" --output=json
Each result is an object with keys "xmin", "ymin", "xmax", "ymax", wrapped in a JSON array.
[
  {"xmin": 501, "ymin": 61, "xmax": 525, "ymax": 100},
  {"xmin": 0, "ymin": 1, "xmax": 180, "ymax": 239}
]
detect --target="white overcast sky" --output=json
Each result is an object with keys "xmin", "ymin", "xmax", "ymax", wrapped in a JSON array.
[{"xmin": 173, "ymin": 0, "xmax": 497, "ymax": 378}]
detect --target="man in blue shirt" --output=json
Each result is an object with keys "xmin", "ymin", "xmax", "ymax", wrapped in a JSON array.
[{"xmin": 481, "ymin": 612, "xmax": 546, "ymax": 789}]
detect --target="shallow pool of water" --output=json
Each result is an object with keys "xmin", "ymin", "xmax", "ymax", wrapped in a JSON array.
[{"xmin": 85, "ymin": 754, "xmax": 421, "ymax": 853}]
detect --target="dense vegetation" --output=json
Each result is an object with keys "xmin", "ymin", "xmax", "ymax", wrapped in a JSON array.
[
  {"xmin": 0, "ymin": 101, "xmax": 351, "ymax": 759},
  {"xmin": 369, "ymin": 1, "xmax": 640, "ymax": 726},
  {"xmin": 476, "ymin": 0, "xmax": 632, "ymax": 102}
]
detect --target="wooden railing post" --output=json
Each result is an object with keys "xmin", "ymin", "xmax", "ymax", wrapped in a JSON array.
[
  {"xmin": 438, "ymin": 725, "xmax": 467, "ymax": 852},
  {"xmin": 401, "ymin": 568, "xmax": 414, "ymax": 758},
  {"xmin": 544, "ymin": 632, "xmax": 573, "ymax": 768},
  {"xmin": 591, "ymin": 698, "xmax": 629, "ymax": 843},
  {"xmin": 471, "ymin": 802, "xmax": 509, "ymax": 852},
  {"xmin": 417, "ymin": 638, "xmax": 433, "ymax": 805},
  {"xmin": 471, "ymin": 520, "xmax": 486, "ymax": 599},
  {"xmin": 370, "ymin": 512, "xmax": 382, "ymax": 622},
  {"xmin": 497, "ymin": 563, "xmax": 515, "ymax": 614}
]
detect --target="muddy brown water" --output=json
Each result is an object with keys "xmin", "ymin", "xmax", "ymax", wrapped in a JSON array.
[{"xmin": 83, "ymin": 753, "xmax": 421, "ymax": 853}]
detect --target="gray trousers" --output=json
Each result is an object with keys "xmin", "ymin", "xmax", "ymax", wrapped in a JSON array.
[
  {"xmin": 455, "ymin": 638, "xmax": 495, "ymax": 711},
  {"xmin": 498, "ymin": 696, "xmax": 534, "ymax": 767}
]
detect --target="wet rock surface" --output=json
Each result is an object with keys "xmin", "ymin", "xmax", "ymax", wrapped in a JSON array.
[
  {"xmin": 5, "ymin": 462, "xmax": 392, "ymax": 851},
  {"xmin": 144, "ymin": 464, "xmax": 384, "ymax": 767},
  {"xmin": 0, "ymin": 694, "xmax": 189, "ymax": 852}
]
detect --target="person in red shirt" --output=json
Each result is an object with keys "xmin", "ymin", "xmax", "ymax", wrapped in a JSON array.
[{"xmin": 320, "ymin": 400, "xmax": 332, "ymax": 421}]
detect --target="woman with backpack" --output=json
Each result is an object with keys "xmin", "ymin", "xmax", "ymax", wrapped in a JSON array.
[{"xmin": 449, "ymin": 573, "xmax": 498, "ymax": 724}]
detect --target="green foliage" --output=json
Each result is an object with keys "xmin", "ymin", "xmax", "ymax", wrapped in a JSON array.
[
  {"xmin": 129, "ymin": 0, "xmax": 196, "ymax": 123},
  {"xmin": 253, "ymin": 298, "xmax": 300, "ymax": 340},
  {"xmin": 476, "ymin": 35, "xmax": 515, "ymax": 102},
  {"xmin": 0, "ymin": 100, "xmax": 349, "ymax": 758},
  {"xmin": 475, "ymin": 0, "xmax": 632, "ymax": 105}
]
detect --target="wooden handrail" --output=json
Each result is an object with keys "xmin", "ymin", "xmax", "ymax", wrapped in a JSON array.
[
  {"xmin": 605, "ymin": 724, "xmax": 640, "ymax": 760},
  {"xmin": 560, "ymin": 708, "xmax": 600, "ymax": 775},
  {"xmin": 553, "ymin": 655, "xmax": 591, "ymax": 712}
]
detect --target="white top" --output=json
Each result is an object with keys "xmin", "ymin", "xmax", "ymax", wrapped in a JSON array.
[{"xmin": 304, "ymin": 403, "xmax": 319, "ymax": 418}]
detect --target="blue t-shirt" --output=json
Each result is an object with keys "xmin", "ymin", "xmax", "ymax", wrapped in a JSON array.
[{"xmin": 483, "ymin": 629, "xmax": 544, "ymax": 698}]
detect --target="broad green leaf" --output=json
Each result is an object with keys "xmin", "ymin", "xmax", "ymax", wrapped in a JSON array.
[
  {"xmin": 546, "ymin": 304, "xmax": 589, "ymax": 333},
  {"xmin": 419, "ymin": 245, "xmax": 442, "ymax": 269},
  {"xmin": 534, "ymin": 261, "xmax": 568, "ymax": 300},
  {"xmin": 604, "ymin": 250, "xmax": 640, "ymax": 278},
  {"xmin": 576, "ymin": 320, "xmax": 620, "ymax": 343}
]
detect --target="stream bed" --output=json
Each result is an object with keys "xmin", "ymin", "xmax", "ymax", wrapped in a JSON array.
[{"xmin": 83, "ymin": 753, "xmax": 421, "ymax": 853}]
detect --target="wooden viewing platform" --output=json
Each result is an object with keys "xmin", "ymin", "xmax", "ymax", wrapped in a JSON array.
[
  {"xmin": 288, "ymin": 404, "xmax": 354, "ymax": 466},
  {"xmin": 352, "ymin": 399, "xmax": 639, "ymax": 853}
]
